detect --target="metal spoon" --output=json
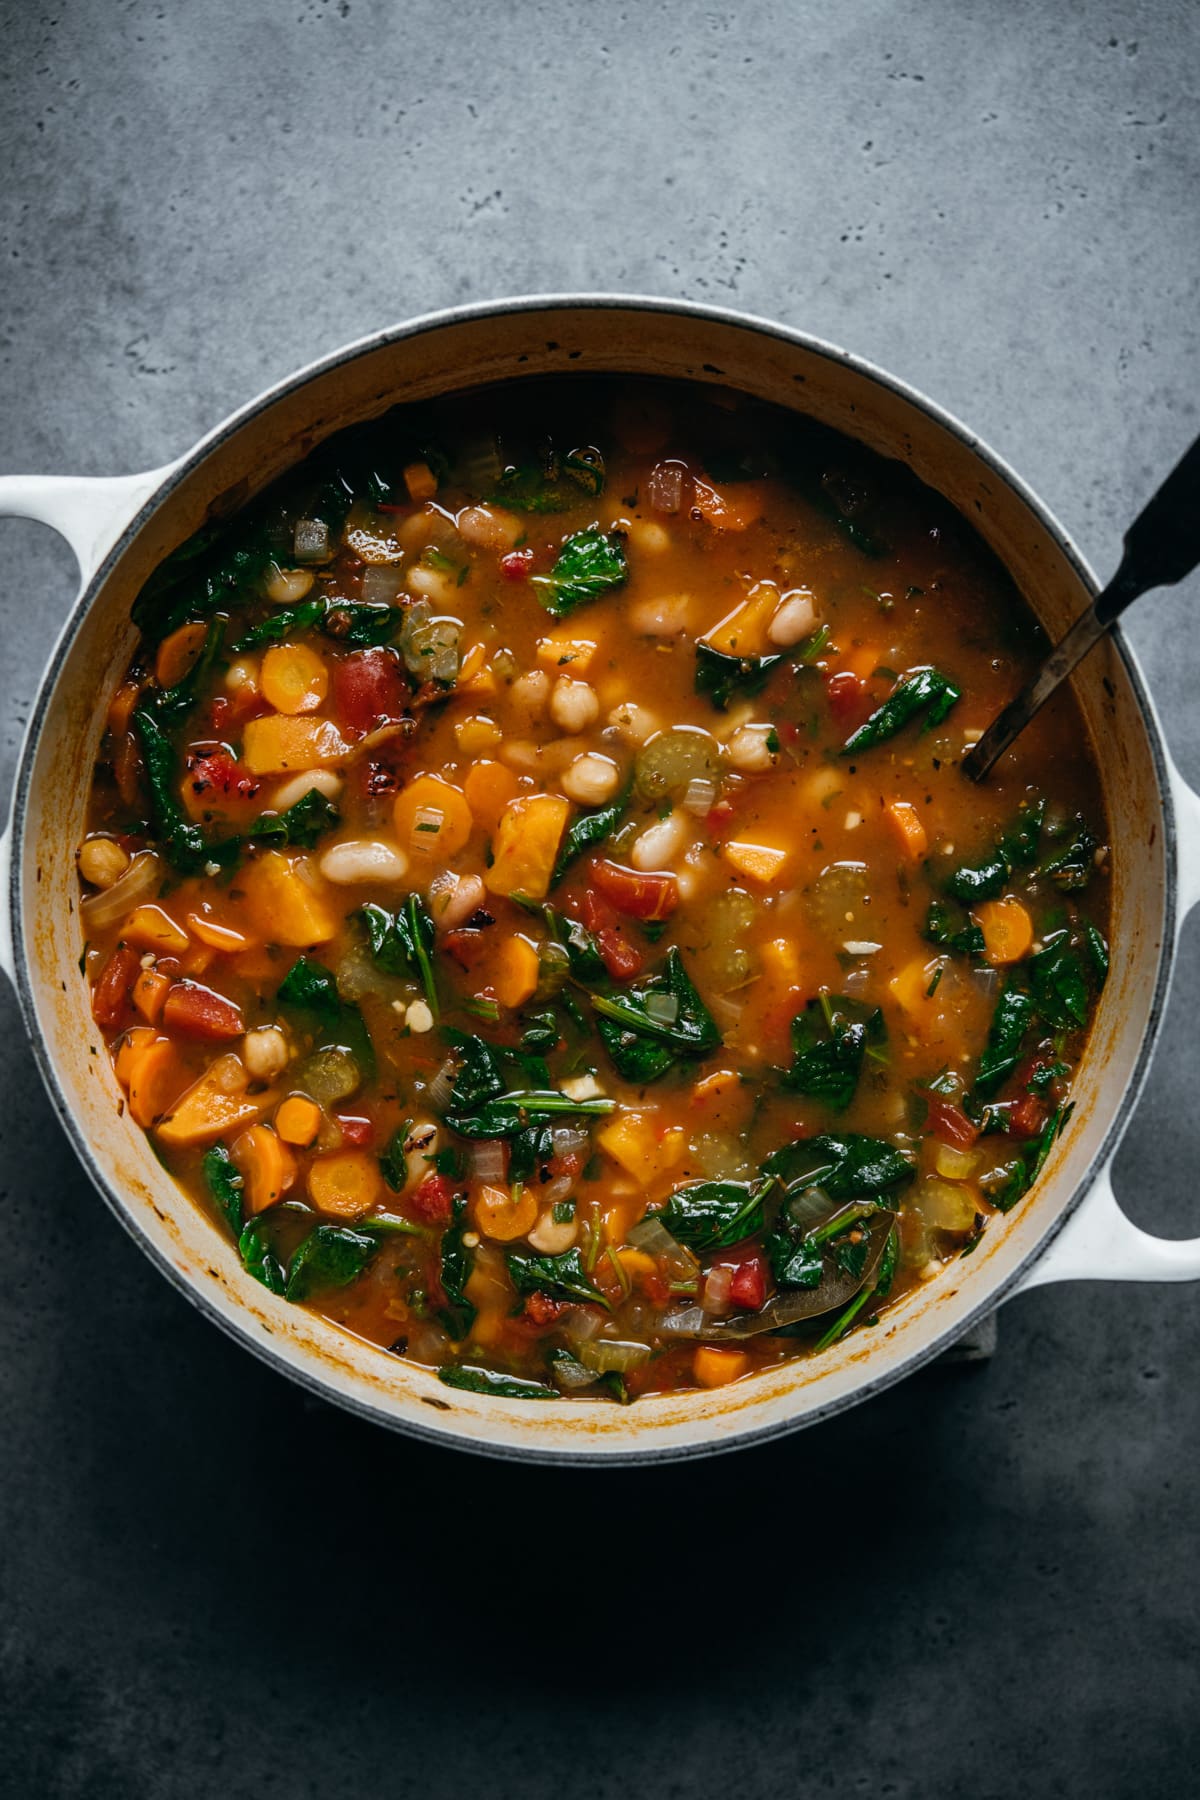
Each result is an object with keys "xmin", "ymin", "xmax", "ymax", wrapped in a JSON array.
[{"xmin": 962, "ymin": 431, "xmax": 1200, "ymax": 781}]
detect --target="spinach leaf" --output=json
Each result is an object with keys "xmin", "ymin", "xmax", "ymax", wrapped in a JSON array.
[
  {"xmin": 762, "ymin": 1132, "xmax": 916, "ymax": 1201},
  {"xmin": 1030, "ymin": 934, "xmax": 1090, "ymax": 1030},
  {"xmin": 492, "ymin": 447, "xmax": 606, "ymax": 513},
  {"xmin": 532, "ymin": 528, "xmax": 628, "ymax": 618},
  {"xmin": 132, "ymin": 513, "xmax": 280, "ymax": 643},
  {"xmin": 437, "ymin": 1195, "xmax": 477, "ymax": 1340},
  {"xmin": 277, "ymin": 954, "xmax": 376, "ymax": 1082},
  {"xmin": 285, "ymin": 1225, "xmax": 378, "ymax": 1301},
  {"xmin": 840, "ymin": 666, "xmax": 961, "ymax": 756},
  {"xmin": 438, "ymin": 1365, "xmax": 559, "ymax": 1399},
  {"xmin": 945, "ymin": 799, "xmax": 1045, "ymax": 904},
  {"xmin": 972, "ymin": 980, "xmax": 1035, "ymax": 1095},
  {"xmin": 323, "ymin": 603, "xmax": 406, "ymax": 646},
  {"xmin": 923, "ymin": 899, "xmax": 986, "ymax": 958},
  {"xmin": 553, "ymin": 782, "xmax": 630, "ymax": 884},
  {"xmin": 1084, "ymin": 920, "xmax": 1109, "ymax": 987},
  {"xmin": 694, "ymin": 642, "xmax": 785, "ymax": 712},
  {"xmin": 508, "ymin": 1124, "xmax": 555, "ymax": 1186},
  {"xmin": 237, "ymin": 1215, "xmax": 287, "ymax": 1295},
  {"xmin": 357, "ymin": 894, "xmax": 438, "ymax": 1015},
  {"xmin": 506, "ymin": 1248, "xmax": 610, "ymax": 1308},
  {"xmin": 766, "ymin": 1195, "xmax": 894, "ymax": 1291},
  {"xmin": 249, "ymin": 788, "xmax": 340, "ymax": 851},
  {"xmin": 1039, "ymin": 815, "xmax": 1099, "ymax": 892},
  {"xmin": 230, "ymin": 598, "xmax": 324, "ymax": 653},
  {"xmin": 984, "ymin": 1102, "xmax": 1074, "ymax": 1212},
  {"xmin": 379, "ymin": 1121, "xmax": 413, "ymax": 1192},
  {"xmin": 133, "ymin": 702, "xmax": 240, "ymax": 875},
  {"xmin": 658, "ymin": 1177, "xmax": 774, "ymax": 1253},
  {"xmin": 520, "ymin": 1010, "xmax": 562, "ymax": 1054},
  {"xmin": 546, "ymin": 908, "xmax": 606, "ymax": 982},
  {"xmin": 203, "ymin": 1142, "xmax": 244, "ymax": 1237},
  {"xmin": 591, "ymin": 946, "xmax": 721, "ymax": 1083},
  {"xmin": 152, "ymin": 618, "xmax": 226, "ymax": 725},
  {"xmin": 443, "ymin": 1029, "xmax": 506, "ymax": 1116},
  {"xmin": 814, "ymin": 1223, "xmax": 899, "ymax": 1351},
  {"xmin": 782, "ymin": 993, "xmax": 886, "ymax": 1112},
  {"xmin": 446, "ymin": 1091, "xmax": 614, "ymax": 1140}
]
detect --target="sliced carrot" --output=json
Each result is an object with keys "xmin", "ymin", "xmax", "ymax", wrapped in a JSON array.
[
  {"xmin": 975, "ymin": 896, "xmax": 1034, "ymax": 966},
  {"xmin": 260, "ymin": 642, "xmax": 329, "ymax": 715},
  {"xmin": 307, "ymin": 1150, "xmax": 380, "ymax": 1220},
  {"xmin": 393, "ymin": 774, "xmax": 473, "ymax": 860},
  {"xmin": 721, "ymin": 840, "xmax": 790, "ymax": 886},
  {"xmin": 276, "ymin": 1094, "xmax": 322, "ymax": 1148},
  {"xmin": 239, "ymin": 850, "xmax": 336, "ymax": 947},
  {"xmin": 126, "ymin": 1036, "xmax": 192, "ymax": 1129},
  {"xmin": 536, "ymin": 632, "xmax": 597, "ymax": 673},
  {"xmin": 186, "ymin": 912, "xmax": 257, "ymax": 953},
  {"xmin": 492, "ymin": 935, "xmax": 540, "ymax": 1009},
  {"xmin": 888, "ymin": 957, "xmax": 943, "ymax": 1031},
  {"xmin": 155, "ymin": 621, "xmax": 208, "ymax": 690},
  {"xmin": 115, "ymin": 1025, "xmax": 157, "ymax": 1090},
  {"xmin": 703, "ymin": 582, "xmax": 779, "ymax": 656},
  {"xmin": 483, "ymin": 793, "xmax": 569, "ymax": 901},
  {"xmin": 132, "ymin": 966, "xmax": 171, "ymax": 1024},
  {"xmin": 231, "ymin": 1124, "xmax": 296, "ymax": 1213},
  {"xmin": 155, "ymin": 1053, "xmax": 274, "ymax": 1148},
  {"xmin": 123, "ymin": 904, "xmax": 191, "ymax": 954},
  {"xmin": 241, "ymin": 714, "xmax": 350, "ymax": 775},
  {"xmin": 463, "ymin": 759, "xmax": 521, "ymax": 832},
  {"xmin": 886, "ymin": 799, "xmax": 928, "ymax": 862},
  {"xmin": 107, "ymin": 679, "xmax": 142, "ymax": 737},
  {"xmin": 693, "ymin": 1345, "xmax": 750, "ymax": 1388},
  {"xmin": 472, "ymin": 1182, "xmax": 538, "ymax": 1242},
  {"xmin": 403, "ymin": 460, "xmax": 438, "ymax": 502},
  {"xmin": 692, "ymin": 479, "xmax": 766, "ymax": 533},
  {"xmin": 691, "ymin": 1068, "xmax": 741, "ymax": 1109}
]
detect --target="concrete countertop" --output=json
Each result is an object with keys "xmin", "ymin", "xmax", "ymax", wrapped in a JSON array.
[{"xmin": 1, "ymin": 3, "xmax": 1197, "ymax": 1794}]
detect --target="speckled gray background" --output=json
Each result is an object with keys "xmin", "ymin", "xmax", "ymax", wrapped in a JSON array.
[{"xmin": 2, "ymin": 2, "xmax": 1199, "ymax": 1795}]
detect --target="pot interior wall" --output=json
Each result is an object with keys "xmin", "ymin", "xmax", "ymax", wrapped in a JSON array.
[{"xmin": 14, "ymin": 303, "xmax": 1170, "ymax": 1459}]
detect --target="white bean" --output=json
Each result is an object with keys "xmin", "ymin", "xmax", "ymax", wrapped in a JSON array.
[
  {"xmin": 402, "ymin": 1120, "xmax": 439, "ymax": 1186},
  {"xmin": 527, "ymin": 1209, "xmax": 579, "ymax": 1255},
  {"xmin": 768, "ymin": 588, "xmax": 818, "ymax": 646},
  {"xmin": 724, "ymin": 725, "xmax": 778, "ymax": 773},
  {"xmin": 430, "ymin": 871, "xmax": 486, "ymax": 931},
  {"xmin": 457, "ymin": 504, "xmax": 523, "ymax": 550},
  {"xmin": 606, "ymin": 701, "xmax": 660, "ymax": 746},
  {"xmin": 241, "ymin": 1025, "xmax": 289, "ymax": 1081},
  {"xmin": 265, "ymin": 565, "xmax": 314, "ymax": 605},
  {"xmin": 223, "ymin": 655, "xmax": 260, "ymax": 695},
  {"xmin": 78, "ymin": 838, "xmax": 130, "ymax": 889},
  {"xmin": 549, "ymin": 676, "xmax": 600, "ymax": 734},
  {"xmin": 511, "ymin": 668, "xmax": 550, "ymax": 721},
  {"xmin": 561, "ymin": 753, "xmax": 621, "ymax": 805},
  {"xmin": 628, "ymin": 592, "xmax": 692, "ymax": 636},
  {"xmin": 406, "ymin": 562, "xmax": 459, "ymax": 606},
  {"xmin": 318, "ymin": 839, "xmax": 409, "ymax": 884},
  {"xmin": 631, "ymin": 808, "xmax": 690, "ymax": 871},
  {"xmin": 406, "ymin": 1000, "xmax": 434, "ymax": 1034},
  {"xmin": 272, "ymin": 768, "xmax": 344, "ymax": 812},
  {"xmin": 626, "ymin": 519, "xmax": 671, "ymax": 555}
]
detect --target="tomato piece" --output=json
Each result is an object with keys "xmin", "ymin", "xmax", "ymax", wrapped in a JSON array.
[
  {"xmin": 825, "ymin": 670, "xmax": 873, "ymax": 733},
  {"xmin": 500, "ymin": 549, "xmax": 534, "ymax": 581},
  {"xmin": 92, "ymin": 946, "xmax": 141, "ymax": 1029},
  {"xmin": 579, "ymin": 889, "xmax": 644, "ymax": 979},
  {"xmin": 162, "ymin": 981, "xmax": 245, "ymax": 1041},
  {"xmin": 332, "ymin": 648, "xmax": 408, "ymax": 738},
  {"xmin": 443, "ymin": 928, "xmax": 490, "ymax": 970},
  {"xmin": 705, "ymin": 800, "xmax": 736, "ymax": 839},
  {"xmin": 590, "ymin": 857, "xmax": 679, "ymax": 921},
  {"xmin": 335, "ymin": 1114, "xmax": 375, "ymax": 1148},
  {"xmin": 926, "ymin": 1094, "xmax": 980, "ymax": 1148},
  {"xmin": 729, "ymin": 1254, "xmax": 768, "ymax": 1311},
  {"xmin": 186, "ymin": 749, "xmax": 262, "ymax": 803},
  {"xmin": 521, "ymin": 1291, "xmax": 568, "ymax": 1328},
  {"xmin": 1008, "ymin": 1093, "xmax": 1049, "ymax": 1140},
  {"xmin": 410, "ymin": 1172, "xmax": 455, "ymax": 1224}
]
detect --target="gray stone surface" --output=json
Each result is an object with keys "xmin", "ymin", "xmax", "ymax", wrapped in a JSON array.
[{"xmin": 1, "ymin": 2, "xmax": 1198, "ymax": 1794}]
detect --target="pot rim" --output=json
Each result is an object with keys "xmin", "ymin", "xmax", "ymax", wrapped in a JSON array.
[{"xmin": 5, "ymin": 293, "xmax": 1179, "ymax": 1463}]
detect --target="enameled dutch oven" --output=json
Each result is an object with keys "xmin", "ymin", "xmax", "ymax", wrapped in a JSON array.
[{"xmin": 3, "ymin": 296, "xmax": 1199, "ymax": 1464}]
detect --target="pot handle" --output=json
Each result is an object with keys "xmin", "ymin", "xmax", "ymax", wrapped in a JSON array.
[{"xmin": 1017, "ymin": 747, "xmax": 1200, "ymax": 1289}]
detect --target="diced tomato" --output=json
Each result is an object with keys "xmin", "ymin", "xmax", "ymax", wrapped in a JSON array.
[
  {"xmin": 409, "ymin": 1172, "xmax": 455, "ymax": 1224},
  {"xmin": 186, "ymin": 749, "xmax": 261, "ymax": 803},
  {"xmin": 443, "ymin": 928, "xmax": 490, "ymax": 970},
  {"xmin": 521, "ymin": 1291, "xmax": 568, "ymax": 1328},
  {"xmin": 547, "ymin": 1151, "xmax": 582, "ymax": 1181},
  {"xmin": 335, "ymin": 1114, "xmax": 375, "ymax": 1147},
  {"xmin": 500, "ymin": 549, "xmax": 534, "ymax": 581},
  {"xmin": 1008, "ymin": 1093, "xmax": 1049, "ymax": 1139},
  {"xmin": 926, "ymin": 1094, "xmax": 980, "ymax": 1148},
  {"xmin": 590, "ymin": 857, "xmax": 679, "ymax": 921},
  {"xmin": 729, "ymin": 1254, "xmax": 769, "ymax": 1311},
  {"xmin": 332, "ymin": 647, "xmax": 409, "ymax": 738},
  {"xmin": 705, "ymin": 800, "xmax": 736, "ymax": 839},
  {"xmin": 91, "ymin": 946, "xmax": 141, "ymax": 1029},
  {"xmin": 579, "ymin": 888, "xmax": 644, "ymax": 980},
  {"xmin": 162, "ymin": 981, "xmax": 245, "ymax": 1040},
  {"xmin": 825, "ymin": 669, "xmax": 874, "ymax": 734}
]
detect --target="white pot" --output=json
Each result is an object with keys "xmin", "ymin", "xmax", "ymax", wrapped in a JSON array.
[{"xmin": 3, "ymin": 296, "xmax": 1198, "ymax": 1463}]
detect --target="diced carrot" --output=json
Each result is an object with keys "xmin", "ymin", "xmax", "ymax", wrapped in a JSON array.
[
  {"xmin": 691, "ymin": 1068, "xmax": 741, "ymax": 1109},
  {"xmin": 456, "ymin": 642, "xmax": 496, "ymax": 695},
  {"xmin": 260, "ymin": 642, "xmax": 329, "ymax": 715},
  {"xmin": 484, "ymin": 794, "xmax": 569, "ymax": 901},
  {"xmin": 155, "ymin": 1053, "xmax": 273, "ymax": 1148},
  {"xmin": 239, "ymin": 850, "xmax": 336, "ymax": 946},
  {"xmin": 307, "ymin": 1150, "xmax": 380, "ymax": 1220},
  {"xmin": 107, "ymin": 679, "xmax": 141, "ymax": 738},
  {"xmin": 886, "ymin": 800, "xmax": 928, "ymax": 862},
  {"xmin": 597, "ymin": 1113, "xmax": 686, "ymax": 1184},
  {"xmin": 177, "ymin": 941, "xmax": 217, "ymax": 978},
  {"xmin": 123, "ymin": 905, "xmax": 191, "ymax": 954},
  {"xmin": 536, "ymin": 632, "xmax": 597, "ymax": 673},
  {"xmin": 186, "ymin": 912, "xmax": 256, "ymax": 953},
  {"xmin": 233, "ymin": 943, "xmax": 286, "ymax": 980},
  {"xmin": 888, "ymin": 957, "xmax": 943, "ymax": 1031},
  {"xmin": 162, "ymin": 981, "xmax": 245, "ymax": 1041},
  {"xmin": 241, "ymin": 714, "xmax": 350, "ymax": 775},
  {"xmin": 91, "ymin": 945, "xmax": 141, "ymax": 1029},
  {"xmin": 393, "ymin": 774, "xmax": 473, "ymax": 859},
  {"xmin": 154, "ymin": 621, "xmax": 208, "ymax": 691},
  {"xmin": 692, "ymin": 479, "xmax": 766, "ymax": 533},
  {"xmin": 403, "ymin": 460, "xmax": 438, "ymax": 502},
  {"xmin": 721, "ymin": 840, "xmax": 790, "ymax": 886},
  {"xmin": 702, "ymin": 581, "xmax": 779, "ymax": 657},
  {"xmin": 759, "ymin": 936, "xmax": 803, "ymax": 989},
  {"xmin": 275, "ymin": 1094, "xmax": 322, "ymax": 1147},
  {"xmin": 463, "ymin": 759, "xmax": 521, "ymax": 832},
  {"xmin": 975, "ymin": 896, "xmax": 1034, "ymax": 966},
  {"xmin": 493, "ymin": 934, "xmax": 540, "ymax": 1009},
  {"xmin": 693, "ymin": 1345, "xmax": 750, "ymax": 1388},
  {"xmin": 115, "ymin": 1025, "xmax": 157, "ymax": 1090},
  {"xmin": 127, "ymin": 1038, "xmax": 192, "ymax": 1129},
  {"xmin": 132, "ymin": 966, "xmax": 171, "ymax": 1024},
  {"xmin": 472, "ymin": 1182, "xmax": 538, "ymax": 1242},
  {"xmin": 844, "ymin": 644, "xmax": 883, "ymax": 683},
  {"xmin": 231, "ymin": 1124, "xmax": 296, "ymax": 1214}
]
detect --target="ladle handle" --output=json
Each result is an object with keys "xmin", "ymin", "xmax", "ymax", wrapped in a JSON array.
[{"xmin": 1095, "ymin": 430, "xmax": 1200, "ymax": 625}]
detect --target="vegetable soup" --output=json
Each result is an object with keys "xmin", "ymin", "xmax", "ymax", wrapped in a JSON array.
[{"xmin": 79, "ymin": 378, "xmax": 1109, "ymax": 1403}]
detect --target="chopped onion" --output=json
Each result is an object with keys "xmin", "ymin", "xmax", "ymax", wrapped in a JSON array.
[
  {"xmin": 361, "ymin": 565, "xmax": 406, "ymax": 606},
  {"xmin": 542, "ymin": 1173, "xmax": 574, "ymax": 1208},
  {"xmin": 411, "ymin": 806, "xmax": 445, "ymax": 853},
  {"xmin": 536, "ymin": 941, "xmax": 571, "ymax": 1000},
  {"xmin": 842, "ymin": 940, "xmax": 882, "ymax": 957},
  {"xmin": 644, "ymin": 992, "xmax": 680, "ymax": 1027},
  {"xmin": 298, "ymin": 1046, "xmax": 361, "ymax": 1107},
  {"xmin": 628, "ymin": 1215, "xmax": 700, "ymax": 1279},
  {"xmin": 551, "ymin": 1124, "xmax": 590, "ymax": 1160},
  {"xmin": 972, "ymin": 965, "xmax": 1000, "ymax": 1000},
  {"xmin": 648, "ymin": 461, "xmax": 686, "ymax": 514},
  {"xmin": 920, "ymin": 1178, "xmax": 979, "ymax": 1232},
  {"xmin": 578, "ymin": 1338, "xmax": 652, "ymax": 1374},
  {"xmin": 702, "ymin": 1263, "xmax": 734, "ymax": 1315},
  {"xmin": 683, "ymin": 777, "xmax": 718, "ymax": 816},
  {"xmin": 492, "ymin": 646, "xmax": 519, "ymax": 682},
  {"xmin": 934, "ymin": 1142, "xmax": 980, "ymax": 1182},
  {"xmin": 468, "ymin": 1138, "xmax": 507, "ymax": 1184},
  {"xmin": 656, "ymin": 1305, "xmax": 707, "ymax": 1336},
  {"xmin": 550, "ymin": 1352, "xmax": 599, "ymax": 1390},
  {"xmin": 79, "ymin": 848, "xmax": 163, "ymax": 933},
  {"xmin": 293, "ymin": 517, "xmax": 332, "ymax": 563},
  {"xmin": 424, "ymin": 1056, "xmax": 458, "ymax": 1114},
  {"xmin": 565, "ymin": 1305, "xmax": 606, "ymax": 1344}
]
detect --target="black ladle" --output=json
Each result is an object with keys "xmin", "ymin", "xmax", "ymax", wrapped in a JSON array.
[{"xmin": 962, "ymin": 432, "xmax": 1200, "ymax": 781}]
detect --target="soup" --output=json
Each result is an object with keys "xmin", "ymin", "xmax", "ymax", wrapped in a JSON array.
[{"xmin": 78, "ymin": 378, "xmax": 1109, "ymax": 1402}]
